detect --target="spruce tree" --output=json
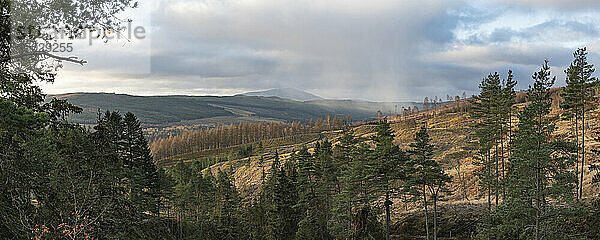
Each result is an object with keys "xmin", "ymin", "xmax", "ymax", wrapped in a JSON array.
[
  {"xmin": 169, "ymin": 160, "xmax": 219, "ymax": 238},
  {"xmin": 245, "ymin": 191, "xmax": 270, "ymax": 240},
  {"xmin": 214, "ymin": 170, "xmax": 245, "ymax": 240},
  {"xmin": 316, "ymin": 140, "xmax": 339, "ymax": 196},
  {"xmin": 267, "ymin": 151, "xmax": 300, "ymax": 239},
  {"xmin": 93, "ymin": 111, "xmax": 141, "ymax": 238},
  {"xmin": 315, "ymin": 139, "xmax": 339, "ymax": 234},
  {"xmin": 123, "ymin": 112, "xmax": 160, "ymax": 219},
  {"xmin": 296, "ymin": 146, "xmax": 331, "ymax": 240}
]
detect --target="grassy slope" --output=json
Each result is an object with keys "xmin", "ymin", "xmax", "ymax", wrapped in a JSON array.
[
  {"xmin": 307, "ymin": 99, "xmax": 422, "ymax": 119},
  {"xmin": 206, "ymin": 99, "xmax": 600, "ymax": 199},
  {"xmin": 199, "ymin": 103, "xmax": 600, "ymax": 238}
]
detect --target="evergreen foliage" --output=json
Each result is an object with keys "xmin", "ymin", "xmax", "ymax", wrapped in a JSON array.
[
  {"xmin": 407, "ymin": 125, "xmax": 452, "ymax": 240},
  {"xmin": 214, "ymin": 170, "xmax": 245, "ymax": 240},
  {"xmin": 2, "ymin": 16, "xmax": 599, "ymax": 238},
  {"xmin": 469, "ymin": 71, "xmax": 517, "ymax": 211},
  {"xmin": 561, "ymin": 47, "xmax": 598, "ymax": 199},
  {"xmin": 475, "ymin": 60, "xmax": 580, "ymax": 240},
  {"xmin": 370, "ymin": 121, "xmax": 410, "ymax": 240}
]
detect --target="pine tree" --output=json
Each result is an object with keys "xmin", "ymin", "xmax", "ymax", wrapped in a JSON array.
[
  {"xmin": 477, "ymin": 60, "xmax": 579, "ymax": 240},
  {"xmin": 0, "ymin": 2, "xmax": 171, "ymax": 238},
  {"xmin": 561, "ymin": 47, "xmax": 597, "ymax": 199},
  {"xmin": 592, "ymin": 130, "xmax": 600, "ymax": 189},
  {"xmin": 0, "ymin": 99, "xmax": 54, "ymax": 238},
  {"xmin": 500, "ymin": 71, "xmax": 517, "ymax": 198},
  {"xmin": 370, "ymin": 120, "xmax": 409, "ymax": 240},
  {"xmin": 331, "ymin": 129, "xmax": 384, "ymax": 239},
  {"xmin": 469, "ymin": 71, "xmax": 512, "ymax": 211},
  {"xmin": 407, "ymin": 125, "xmax": 451, "ymax": 240}
]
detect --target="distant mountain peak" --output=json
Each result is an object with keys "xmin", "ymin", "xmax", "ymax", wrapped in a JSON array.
[{"xmin": 238, "ymin": 88, "xmax": 323, "ymax": 101}]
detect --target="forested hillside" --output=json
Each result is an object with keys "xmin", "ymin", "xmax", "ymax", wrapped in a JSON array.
[
  {"xmin": 156, "ymin": 51, "xmax": 600, "ymax": 239},
  {"xmin": 4, "ymin": 0, "xmax": 600, "ymax": 239},
  {"xmin": 51, "ymin": 93, "xmax": 421, "ymax": 127},
  {"xmin": 5, "ymin": 52, "xmax": 600, "ymax": 239},
  {"xmin": 150, "ymin": 115, "xmax": 351, "ymax": 163}
]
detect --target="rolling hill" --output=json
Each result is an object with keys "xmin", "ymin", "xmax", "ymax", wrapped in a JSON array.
[
  {"xmin": 50, "ymin": 92, "xmax": 421, "ymax": 128},
  {"xmin": 237, "ymin": 88, "xmax": 323, "ymax": 101}
]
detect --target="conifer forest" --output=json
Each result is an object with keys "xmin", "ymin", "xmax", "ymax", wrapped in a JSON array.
[{"xmin": 2, "ymin": 0, "xmax": 600, "ymax": 239}]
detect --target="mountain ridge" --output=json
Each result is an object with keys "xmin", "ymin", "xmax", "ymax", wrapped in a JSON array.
[
  {"xmin": 237, "ymin": 88, "xmax": 323, "ymax": 101},
  {"xmin": 50, "ymin": 92, "xmax": 422, "ymax": 128}
]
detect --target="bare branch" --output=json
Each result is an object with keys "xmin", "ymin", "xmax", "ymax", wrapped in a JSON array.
[{"xmin": 1, "ymin": 51, "xmax": 87, "ymax": 65}]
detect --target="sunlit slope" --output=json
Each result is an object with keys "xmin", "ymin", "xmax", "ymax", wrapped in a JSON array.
[{"xmin": 204, "ymin": 106, "xmax": 600, "ymax": 203}]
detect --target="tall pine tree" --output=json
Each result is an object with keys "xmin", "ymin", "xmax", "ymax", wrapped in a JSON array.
[
  {"xmin": 370, "ymin": 120, "xmax": 409, "ymax": 240},
  {"xmin": 477, "ymin": 60, "xmax": 579, "ymax": 240},
  {"xmin": 407, "ymin": 125, "xmax": 451, "ymax": 240},
  {"xmin": 561, "ymin": 47, "xmax": 597, "ymax": 199}
]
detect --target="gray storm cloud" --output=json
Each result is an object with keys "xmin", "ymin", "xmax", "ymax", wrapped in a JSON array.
[{"xmin": 43, "ymin": 0, "xmax": 600, "ymax": 101}]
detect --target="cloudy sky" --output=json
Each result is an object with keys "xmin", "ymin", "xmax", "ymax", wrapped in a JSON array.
[{"xmin": 41, "ymin": 0, "xmax": 600, "ymax": 102}]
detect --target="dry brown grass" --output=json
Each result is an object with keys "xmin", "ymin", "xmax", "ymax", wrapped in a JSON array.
[{"xmin": 203, "ymin": 102, "xmax": 600, "ymax": 206}]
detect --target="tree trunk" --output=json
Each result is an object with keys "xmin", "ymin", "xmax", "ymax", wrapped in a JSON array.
[
  {"xmin": 500, "ymin": 122, "xmax": 505, "ymax": 199},
  {"xmin": 487, "ymin": 151, "xmax": 491, "ymax": 213},
  {"xmin": 456, "ymin": 161, "xmax": 468, "ymax": 201},
  {"xmin": 580, "ymin": 108, "xmax": 585, "ymax": 199},
  {"xmin": 535, "ymin": 110, "xmax": 542, "ymax": 240},
  {"xmin": 535, "ymin": 161, "xmax": 541, "ymax": 240},
  {"xmin": 423, "ymin": 185, "xmax": 430, "ymax": 240},
  {"xmin": 433, "ymin": 193, "xmax": 438, "ymax": 240},
  {"xmin": 575, "ymin": 113, "xmax": 580, "ymax": 200},
  {"xmin": 507, "ymin": 108, "xmax": 512, "ymax": 197},
  {"xmin": 494, "ymin": 143, "xmax": 499, "ymax": 206},
  {"xmin": 385, "ymin": 192, "xmax": 391, "ymax": 240}
]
